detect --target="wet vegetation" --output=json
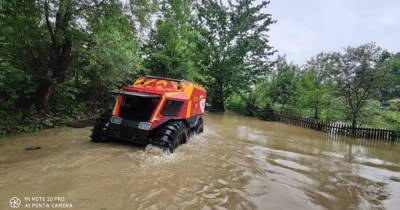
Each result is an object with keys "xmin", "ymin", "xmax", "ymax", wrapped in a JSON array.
[{"xmin": 0, "ymin": 0, "xmax": 399, "ymax": 136}]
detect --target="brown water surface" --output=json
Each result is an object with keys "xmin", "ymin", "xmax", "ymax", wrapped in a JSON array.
[{"xmin": 1, "ymin": 112, "xmax": 400, "ymax": 209}]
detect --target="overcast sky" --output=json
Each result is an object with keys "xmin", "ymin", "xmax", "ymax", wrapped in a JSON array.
[{"xmin": 266, "ymin": 0, "xmax": 400, "ymax": 65}]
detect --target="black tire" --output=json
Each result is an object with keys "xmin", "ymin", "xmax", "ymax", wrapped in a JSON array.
[
  {"xmin": 195, "ymin": 117, "xmax": 204, "ymax": 134},
  {"xmin": 151, "ymin": 121, "xmax": 188, "ymax": 153},
  {"xmin": 91, "ymin": 112, "xmax": 111, "ymax": 143}
]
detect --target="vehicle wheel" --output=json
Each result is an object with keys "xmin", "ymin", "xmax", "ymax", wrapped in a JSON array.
[
  {"xmin": 195, "ymin": 117, "xmax": 204, "ymax": 134},
  {"xmin": 91, "ymin": 112, "xmax": 111, "ymax": 143},
  {"xmin": 151, "ymin": 121, "xmax": 188, "ymax": 153}
]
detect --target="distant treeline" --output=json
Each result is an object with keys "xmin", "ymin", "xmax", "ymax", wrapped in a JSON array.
[
  {"xmin": 227, "ymin": 48, "xmax": 400, "ymax": 130},
  {"xmin": 0, "ymin": 0, "xmax": 399, "ymax": 136}
]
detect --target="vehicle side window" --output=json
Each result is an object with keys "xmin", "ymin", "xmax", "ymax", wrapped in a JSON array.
[{"xmin": 161, "ymin": 100, "xmax": 183, "ymax": 116}]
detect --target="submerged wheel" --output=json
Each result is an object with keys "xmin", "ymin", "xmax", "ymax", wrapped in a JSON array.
[
  {"xmin": 151, "ymin": 121, "xmax": 188, "ymax": 153},
  {"xmin": 91, "ymin": 112, "xmax": 111, "ymax": 143},
  {"xmin": 195, "ymin": 117, "xmax": 204, "ymax": 134}
]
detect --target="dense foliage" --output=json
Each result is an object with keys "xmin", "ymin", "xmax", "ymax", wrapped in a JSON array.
[
  {"xmin": 0, "ymin": 0, "xmax": 399, "ymax": 136},
  {"xmin": 0, "ymin": 0, "xmax": 276, "ymax": 136},
  {"xmin": 1, "ymin": 0, "xmax": 143, "ymax": 135}
]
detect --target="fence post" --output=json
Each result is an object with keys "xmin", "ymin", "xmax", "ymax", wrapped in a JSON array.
[
  {"xmin": 377, "ymin": 129, "xmax": 381, "ymax": 140},
  {"xmin": 390, "ymin": 130, "xmax": 397, "ymax": 141},
  {"xmin": 379, "ymin": 130, "xmax": 382, "ymax": 142}
]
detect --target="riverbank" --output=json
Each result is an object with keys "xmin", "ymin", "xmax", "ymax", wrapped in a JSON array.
[{"xmin": 0, "ymin": 109, "xmax": 100, "ymax": 138}]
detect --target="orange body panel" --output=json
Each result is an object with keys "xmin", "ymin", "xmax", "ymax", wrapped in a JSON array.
[{"xmin": 112, "ymin": 76, "xmax": 207, "ymax": 129}]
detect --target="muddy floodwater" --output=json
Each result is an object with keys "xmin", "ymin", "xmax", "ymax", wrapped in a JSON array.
[{"xmin": 1, "ymin": 112, "xmax": 400, "ymax": 210}]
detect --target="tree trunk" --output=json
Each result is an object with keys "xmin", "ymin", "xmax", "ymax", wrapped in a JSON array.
[
  {"xmin": 211, "ymin": 82, "xmax": 225, "ymax": 111},
  {"xmin": 325, "ymin": 100, "xmax": 331, "ymax": 121},
  {"xmin": 212, "ymin": 99, "xmax": 225, "ymax": 112},
  {"xmin": 36, "ymin": 80, "xmax": 56, "ymax": 115},
  {"xmin": 314, "ymin": 100, "xmax": 319, "ymax": 119},
  {"xmin": 36, "ymin": 0, "xmax": 73, "ymax": 115},
  {"xmin": 351, "ymin": 113, "xmax": 357, "ymax": 136},
  {"xmin": 35, "ymin": 37, "xmax": 72, "ymax": 115}
]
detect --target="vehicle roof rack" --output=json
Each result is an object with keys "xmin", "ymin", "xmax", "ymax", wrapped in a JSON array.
[
  {"xmin": 108, "ymin": 90, "xmax": 159, "ymax": 97},
  {"xmin": 144, "ymin": 75, "xmax": 184, "ymax": 83}
]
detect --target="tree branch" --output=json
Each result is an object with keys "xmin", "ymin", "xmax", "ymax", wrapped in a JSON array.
[
  {"xmin": 75, "ymin": 0, "xmax": 107, "ymax": 13},
  {"xmin": 44, "ymin": 0, "xmax": 55, "ymax": 42}
]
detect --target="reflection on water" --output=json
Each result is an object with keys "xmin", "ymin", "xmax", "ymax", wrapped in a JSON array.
[{"xmin": 1, "ymin": 112, "xmax": 400, "ymax": 209}]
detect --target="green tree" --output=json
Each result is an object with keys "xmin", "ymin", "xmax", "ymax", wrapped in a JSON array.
[
  {"xmin": 0, "ymin": 0, "xmax": 144, "ymax": 135},
  {"xmin": 332, "ymin": 43, "xmax": 389, "ymax": 128},
  {"xmin": 268, "ymin": 57, "xmax": 297, "ymax": 110},
  {"xmin": 197, "ymin": 0, "xmax": 275, "ymax": 111},
  {"xmin": 143, "ymin": 0, "xmax": 205, "ymax": 81},
  {"xmin": 0, "ymin": 0, "xmax": 42, "ymax": 113},
  {"xmin": 1, "ymin": 0, "xmax": 143, "ymax": 115},
  {"xmin": 297, "ymin": 53, "xmax": 337, "ymax": 119},
  {"xmin": 379, "ymin": 52, "xmax": 400, "ymax": 102},
  {"xmin": 80, "ymin": 1, "xmax": 142, "ymax": 107}
]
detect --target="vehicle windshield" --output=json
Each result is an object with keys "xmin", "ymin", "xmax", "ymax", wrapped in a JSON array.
[{"xmin": 118, "ymin": 95, "xmax": 160, "ymax": 121}]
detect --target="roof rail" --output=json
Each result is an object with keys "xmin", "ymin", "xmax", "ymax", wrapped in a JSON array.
[{"xmin": 144, "ymin": 75, "xmax": 184, "ymax": 83}]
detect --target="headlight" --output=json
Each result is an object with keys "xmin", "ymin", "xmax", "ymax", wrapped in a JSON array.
[
  {"xmin": 138, "ymin": 122, "xmax": 151, "ymax": 130},
  {"xmin": 110, "ymin": 116, "xmax": 122, "ymax": 124}
]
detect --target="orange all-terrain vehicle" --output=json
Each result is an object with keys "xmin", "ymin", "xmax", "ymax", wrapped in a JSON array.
[{"xmin": 91, "ymin": 75, "xmax": 207, "ymax": 152}]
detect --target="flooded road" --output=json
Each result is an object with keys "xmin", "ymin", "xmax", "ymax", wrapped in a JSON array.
[{"xmin": 1, "ymin": 112, "xmax": 400, "ymax": 210}]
